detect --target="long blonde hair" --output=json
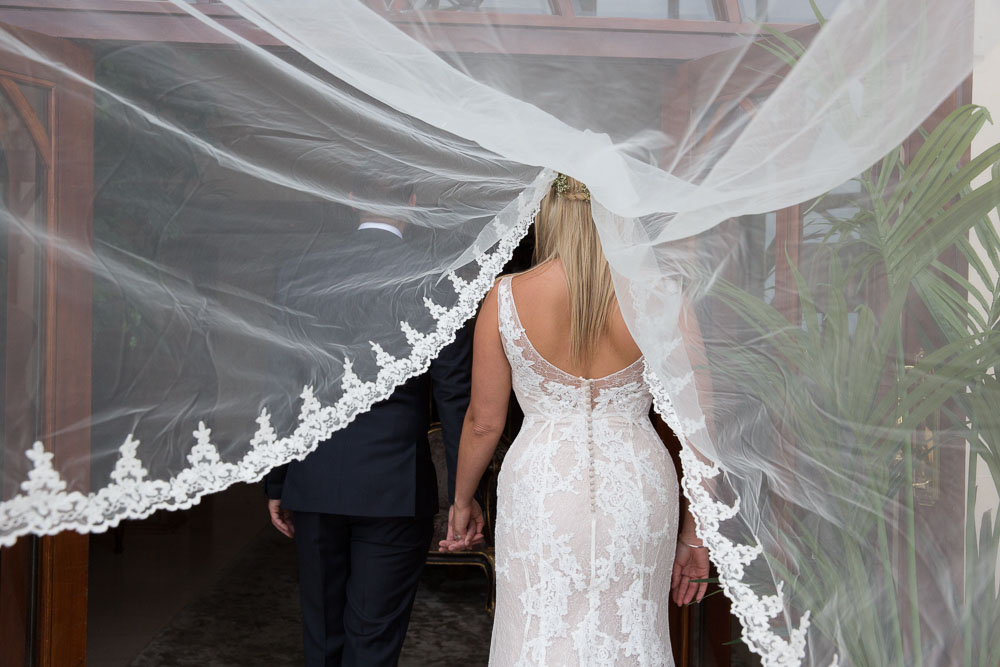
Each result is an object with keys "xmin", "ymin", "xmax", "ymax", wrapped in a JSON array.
[{"xmin": 533, "ymin": 175, "xmax": 616, "ymax": 364}]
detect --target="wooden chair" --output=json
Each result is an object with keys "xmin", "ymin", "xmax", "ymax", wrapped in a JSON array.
[{"xmin": 424, "ymin": 422, "xmax": 510, "ymax": 614}]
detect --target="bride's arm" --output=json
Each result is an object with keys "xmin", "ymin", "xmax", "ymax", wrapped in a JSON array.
[
  {"xmin": 677, "ymin": 295, "xmax": 713, "ymax": 548},
  {"xmin": 671, "ymin": 294, "xmax": 713, "ymax": 604},
  {"xmin": 443, "ymin": 284, "xmax": 511, "ymax": 550}
]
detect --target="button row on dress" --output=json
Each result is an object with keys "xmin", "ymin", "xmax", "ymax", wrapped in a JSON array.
[{"xmin": 585, "ymin": 379, "xmax": 596, "ymax": 513}]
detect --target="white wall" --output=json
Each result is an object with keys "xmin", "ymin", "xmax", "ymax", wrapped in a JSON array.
[{"xmin": 971, "ymin": 0, "xmax": 1000, "ymax": 569}]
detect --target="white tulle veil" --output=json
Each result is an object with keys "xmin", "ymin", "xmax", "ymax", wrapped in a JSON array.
[{"xmin": 1, "ymin": 0, "xmax": 998, "ymax": 664}]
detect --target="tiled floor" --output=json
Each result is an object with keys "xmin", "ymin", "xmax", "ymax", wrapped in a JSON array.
[
  {"xmin": 86, "ymin": 482, "xmax": 493, "ymax": 666},
  {"xmin": 87, "ymin": 482, "xmax": 754, "ymax": 666},
  {"xmin": 122, "ymin": 529, "xmax": 492, "ymax": 666},
  {"xmin": 87, "ymin": 482, "xmax": 272, "ymax": 666}
]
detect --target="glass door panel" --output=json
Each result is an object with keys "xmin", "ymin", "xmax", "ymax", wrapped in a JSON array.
[
  {"xmin": 415, "ymin": 0, "xmax": 554, "ymax": 12},
  {"xmin": 0, "ymin": 77, "xmax": 49, "ymax": 504},
  {"xmin": 574, "ymin": 0, "xmax": 720, "ymax": 19},
  {"xmin": 15, "ymin": 81, "xmax": 49, "ymax": 134},
  {"xmin": 0, "ymin": 71, "xmax": 51, "ymax": 667},
  {"xmin": 738, "ymin": 0, "xmax": 841, "ymax": 22}
]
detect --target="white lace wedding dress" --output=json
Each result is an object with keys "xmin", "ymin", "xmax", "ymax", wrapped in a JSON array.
[{"xmin": 490, "ymin": 277, "xmax": 679, "ymax": 667}]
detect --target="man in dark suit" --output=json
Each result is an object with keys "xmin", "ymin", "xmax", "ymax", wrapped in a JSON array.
[{"xmin": 265, "ymin": 182, "xmax": 471, "ymax": 667}]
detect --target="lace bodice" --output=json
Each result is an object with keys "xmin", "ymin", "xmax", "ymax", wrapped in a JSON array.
[{"xmin": 496, "ymin": 277, "xmax": 653, "ymax": 422}]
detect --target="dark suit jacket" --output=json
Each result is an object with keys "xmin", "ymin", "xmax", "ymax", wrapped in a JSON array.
[{"xmin": 264, "ymin": 227, "xmax": 471, "ymax": 517}]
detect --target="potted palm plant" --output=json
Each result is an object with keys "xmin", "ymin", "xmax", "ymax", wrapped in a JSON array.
[{"xmin": 706, "ymin": 33, "xmax": 1000, "ymax": 662}]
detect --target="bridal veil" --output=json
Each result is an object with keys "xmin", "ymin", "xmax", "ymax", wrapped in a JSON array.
[{"xmin": 0, "ymin": 1, "xmax": 998, "ymax": 664}]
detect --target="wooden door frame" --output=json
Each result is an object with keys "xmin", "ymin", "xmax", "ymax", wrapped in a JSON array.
[
  {"xmin": 896, "ymin": 77, "xmax": 974, "ymax": 661},
  {"xmin": 0, "ymin": 23, "xmax": 93, "ymax": 667},
  {"xmin": 661, "ymin": 30, "xmax": 804, "ymax": 664}
]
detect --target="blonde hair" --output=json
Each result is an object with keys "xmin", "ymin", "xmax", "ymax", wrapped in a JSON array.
[{"xmin": 533, "ymin": 175, "xmax": 616, "ymax": 364}]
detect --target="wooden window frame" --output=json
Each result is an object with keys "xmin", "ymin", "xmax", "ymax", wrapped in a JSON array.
[{"xmin": 0, "ymin": 24, "xmax": 93, "ymax": 667}]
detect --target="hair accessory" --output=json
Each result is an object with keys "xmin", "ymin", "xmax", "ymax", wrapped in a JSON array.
[{"xmin": 554, "ymin": 173, "xmax": 591, "ymax": 202}]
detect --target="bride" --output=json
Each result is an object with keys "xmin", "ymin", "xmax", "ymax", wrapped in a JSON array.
[{"xmin": 440, "ymin": 174, "xmax": 710, "ymax": 666}]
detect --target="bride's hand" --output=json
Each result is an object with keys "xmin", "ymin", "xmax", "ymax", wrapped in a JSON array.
[
  {"xmin": 671, "ymin": 541, "xmax": 710, "ymax": 605},
  {"xmin": 439, "ymin": 500, "xmax": 485, "ymax": 552}
]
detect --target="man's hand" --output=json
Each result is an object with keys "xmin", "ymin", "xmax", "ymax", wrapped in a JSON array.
[
  {"xmin": 671, "ymin": 542, "xmax": 710, "ymax": 605},
  {"xmin": 438, "ymin": 501, "xmax": 485, "ymax": 552},
  {"xmin": 268, "ymin": 498, "xmax": 295, "ymax": 539}
]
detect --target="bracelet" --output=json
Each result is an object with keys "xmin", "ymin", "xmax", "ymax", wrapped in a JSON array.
[{"xmin": 681, "ymin": 541, "xmax": 706, "ymax": 549}]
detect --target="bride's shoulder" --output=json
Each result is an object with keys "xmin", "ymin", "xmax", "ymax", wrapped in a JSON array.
[
  {"xmin": 509, "ymin": 259, "xmax": 562, "ymax": 289},
  {"xmin": 480, "ymin": 264, "xmax": 552, "ymax": 320},
  {"xmin": 479, "ymin": 274, "xmax": 508, "ymax": 315},
  {"xmin": 485, "ymin": 274, "xmax": 509, "ymax": 300}
]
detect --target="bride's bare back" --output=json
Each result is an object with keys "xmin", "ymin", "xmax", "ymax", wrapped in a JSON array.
[{"xmin": 509, "ymin": 259, "xmax": 642, "ymax": 379}]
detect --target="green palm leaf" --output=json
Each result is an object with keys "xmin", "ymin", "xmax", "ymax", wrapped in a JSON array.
[{"xmin": 711, "ymin": 103, "xmax": 1000, "ymax": 665}]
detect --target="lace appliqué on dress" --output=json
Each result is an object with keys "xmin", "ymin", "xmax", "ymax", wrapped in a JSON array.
[{"xmin": 490, "ymin": 276, "xmax": 677, "ymax": 667}]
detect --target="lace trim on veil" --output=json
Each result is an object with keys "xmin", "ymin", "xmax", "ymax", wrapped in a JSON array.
[
  {"xmin": 643, "ymin": 364, "xmax": 813, "ymax": 667},
  {"xmin": 2, "ymin": 172, "xmax": 822, "ymax": 667},
  {"xmin": 0, "ymin": 173, "xmax": 553, "ymax": 548}
]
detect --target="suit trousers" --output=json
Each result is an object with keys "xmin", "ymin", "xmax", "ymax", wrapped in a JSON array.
[{"xmin": 292, "ymin": 511, "xmax": 434, "ymax": 667}]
